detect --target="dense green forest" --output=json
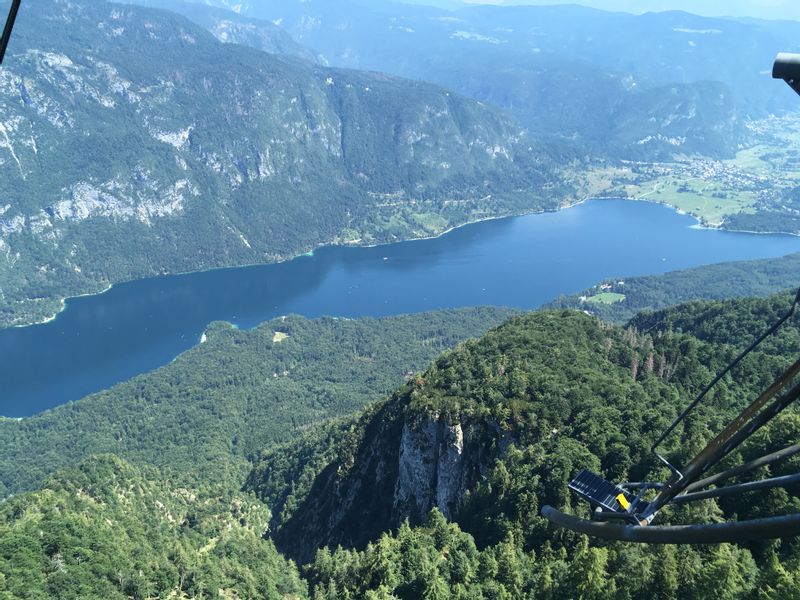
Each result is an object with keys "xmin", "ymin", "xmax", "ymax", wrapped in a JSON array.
[
  {"xmin": 5, "ymin": 295, "xmax": 800, "ymax": 598},
  {"xmin": 725, "ymin": 213, "xmax": 800, "ymax": 236},
  {"xmin": 248, "ymin": 294, "xmax": 800, "ymax": 597},
  {"xmin": 0, "ymin": 307, "xmax": 516, "ymax": 496},
  {"xmin": 0, "ymin": 455, "xmax": 307, "ymax": 599},
  {"xmin": 547, "ymin": 252, "xmax": 800, "ymax": 324}
]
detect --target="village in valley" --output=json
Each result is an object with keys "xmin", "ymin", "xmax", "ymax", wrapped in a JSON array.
[{"xmin": 571, "ymin": 115, "xmax": 800, "ymax": 231}]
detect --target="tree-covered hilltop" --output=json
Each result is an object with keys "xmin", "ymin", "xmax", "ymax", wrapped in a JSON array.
[
  {"xmin": 5, "ymin": 296, "xmax": 800, "ymax": 597},
  {"xmin": 243, "ymin": 294, "xmax": 800, "ymax": 598},
  {"xmin": 0, "ymin": 455, "xmax": 307, "ymax": 600},
  {"xmin": 629, "ymin": 293, "xmax": 800, "ymax": 357},
  {"xmin": 0, "ymin": 0, "xmax": 567, "ymax": 328},
  {"xmin": 547, "ymin": 252, "xmax": 800, "ymax": 324},
  {"xmin": 0, "ymin": 307, "xmax": 516, "ymax": 497},
  {"xmin": 252, "ymin": 308, "xmax": 793, "ymax": 561}
]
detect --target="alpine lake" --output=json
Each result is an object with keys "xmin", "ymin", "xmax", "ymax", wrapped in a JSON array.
[{"xmin": 4, "ymin": 198, "xmax": 800, "ymax": 417}]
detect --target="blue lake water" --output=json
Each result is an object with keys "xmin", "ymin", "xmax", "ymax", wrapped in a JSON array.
[{"xmin": 3, "ymin": 198, "xmax": 800, "ymax": 417}]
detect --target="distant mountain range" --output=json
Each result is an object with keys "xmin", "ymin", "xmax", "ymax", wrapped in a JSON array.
[
  {"xmin": 0, "ymin": 0, "xmax": 566, "ymax": 327},
  {"xmin": 141, "ymin": 0, "xmax": 800, "ymax": 157},
  {"xmin": 438, "ymin": 1, "xmax": 800, "ymax": 22},
  {"xmin": 130, "ymin": 0, "xmax": 321, "ymax": 61}
]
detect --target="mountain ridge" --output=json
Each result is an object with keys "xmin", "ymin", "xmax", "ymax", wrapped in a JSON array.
[
  {"xmin": 0, "ymin": 0, "xmax": 566, "ymax": 328},
  {"xmin": 157, "ymin": 0, "xmax": 777, "ymax": 158},
  {"xmin": 247, "ymin": 296, "xmax": 798, "ymax": 564}
]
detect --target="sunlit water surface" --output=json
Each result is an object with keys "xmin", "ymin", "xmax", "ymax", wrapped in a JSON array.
[{"xmin": 4, "ymin": 199, "xmax": 800, "ymax": 417}]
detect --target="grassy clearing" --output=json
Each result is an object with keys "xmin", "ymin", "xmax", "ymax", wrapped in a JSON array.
[
  {"xmin": 586, "ymin": 292, "xmax": 626, "ymax": 304},
  {"xmin": 578, "ymin": 165, "xmax": 756, "ymax": 227},
  {"xmin": 410, "ymin": 212, "xmax": 451, "ymax": 235},
  {"xmin": 272, "ymin": 332, "xmax": 289, "ymax": 343},
  {"xmin": 727, "ymin": 144, "xmax": 774, "ymax": 174},
  {"xmin": 630, "ymin": 178, "xmax": 756, "ymax": 226},
  {"xmin": 727, "ymin": 142, "xmax": 800, "ymax": 180}
]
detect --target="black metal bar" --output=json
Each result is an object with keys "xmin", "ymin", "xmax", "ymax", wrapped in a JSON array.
[
  {"xmin": 592, "ymin": 511, "xmax": 637, "ymax": 522},
  {"xmin": 673, "ymin": 472, "xmax": 800, "ymax": 504},
  {"xmin": 645, "ymin": 360, "xmax": 800, "ymax": 518},
  {"xmin": 542, "ymin": 505, "xmax": 800, "ymax": 543},
  {"xmin": 0, "ymin": 0, "xmax": 20, "ymax": 65},
  {"xmin": 774, "ymin": 53, "xmax": 800, "ymax": 97},
  {"xmin": 650, "ymin": 288, "xmax": 800, "ymax": 463},
  {"xmin": 686, "ymin": 443, "xmax": 800, "ymax": 493}
]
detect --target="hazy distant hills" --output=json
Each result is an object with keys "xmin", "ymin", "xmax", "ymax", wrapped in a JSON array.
[
  {"xmin": 0, "ymin": 0, "xmax": 565, "ymax": 327},
  {"xmin": 130, "ymin": 0, "xmax": 320, "ymax": 61},
  {"xmin": 151, "ymin": 0, "xmax": 800, "ymax": 158}
]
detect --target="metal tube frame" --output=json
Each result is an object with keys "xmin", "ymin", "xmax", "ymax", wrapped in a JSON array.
[
  {"xmin": 644, "ymin": 363, "xmax": 800, "ymax": 519},
  {"xmin": 542, "ymin": 505, "xmax": 800, "ymax": 544},
  {"xmin": 0, "ymin": 0, "xmax": 20, "ymax": 65},
  {"xmin": 685, "ymin": 442, "xmax": 800, "ymax": 493},
  {"xmin": 650, "ymin": 289, "xmax": 800, "ymax": 478},
  {"xmin": 673, "ymin": 472, "xmax": 800, "ymax": 504}
]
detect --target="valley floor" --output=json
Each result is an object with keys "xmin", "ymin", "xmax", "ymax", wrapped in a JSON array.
[{"xmin": 576, "ymin": 115, "xmax": 800, "ymax": 233}]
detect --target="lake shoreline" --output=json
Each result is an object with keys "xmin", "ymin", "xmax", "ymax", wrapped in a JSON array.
[
  {"xmin": 13, "ymin": 283, "xmax": 114, "ymax": 330},
  {"xmin": 5, "ymin": 194, "xmax": 795, "ymax": 331},
  {"xmin": 618, "ymin": 194, "xmax": 800, "ymax": 238},
  {"xmin": 6, "ymin": 198, "xmax": 800, "ymax": 418},
  {"xmin": 5, "ymin": 202, "xmax": 563, "ymax": 331}
]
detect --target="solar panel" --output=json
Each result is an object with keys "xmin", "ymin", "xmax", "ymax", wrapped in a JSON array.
[{"xmin": 569, "ymin": 469, "xmax": 629, "ymax": 513}]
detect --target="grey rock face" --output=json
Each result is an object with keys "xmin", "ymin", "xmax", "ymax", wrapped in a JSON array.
[
  {"xmin": 271, "ymin": 397, "xmax": 514, "ymax": 562},
  {"xmin": 394, "ymin": 417, "xmax": 467, "ymax": 520},
  {"xmin": 435, "ymin": 421, "xmax": 465, "ymax": 516}
]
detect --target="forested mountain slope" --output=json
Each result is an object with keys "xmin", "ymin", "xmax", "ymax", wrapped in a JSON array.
[
  {"xmin": 130, "ymin": 0, "xmax": 320, "ymax": 61},
  {"xmin": 0, "ymin": 455, "xmax": 307, "ymax": 600},
  {"xmin": 548, "ymin": 251, "xmax": 800, "ymax": 324},
  {"xmin": 244, "ymin": 294, "xmax": 800, "ymax": 598},
  {"xmin": 629, "ymin": 293, "xmax": 800, "ymax": 355},
  {"xmin": 0, "ymin": 307, "xmax": 515, "ymax": 496},
  {"xmin": 4, "ymin": 296, "xmax": 800, "ymax": 597},
  {"xmin": 0, "ymin": 0, "xmax": 563, "ymax": 327}
]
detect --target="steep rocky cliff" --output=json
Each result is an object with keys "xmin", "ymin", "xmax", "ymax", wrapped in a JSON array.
[{"xmin": 267, "ymin": 395, "xmax": 514, "ymax": 564}]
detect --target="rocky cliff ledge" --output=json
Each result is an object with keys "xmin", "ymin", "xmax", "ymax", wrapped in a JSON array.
[{"xmin": 271, "ymin": 395, "xmax": 513, "ymax": 564}]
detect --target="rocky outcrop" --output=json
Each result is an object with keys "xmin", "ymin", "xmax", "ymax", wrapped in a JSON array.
[
  {"xmin": 394, "ymin": 418, "xmax": 466, "ymax": 520},
  {"xmin": 270, "ymin": 395, "xmax": 513, "ymax": 563}
]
